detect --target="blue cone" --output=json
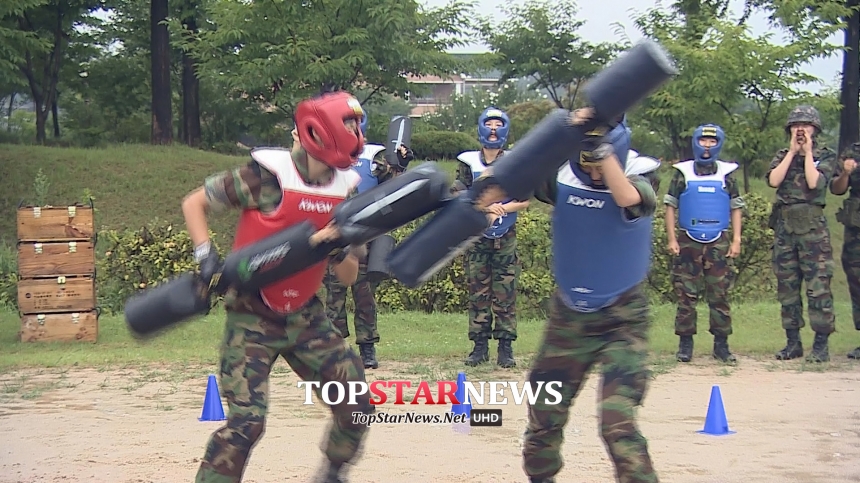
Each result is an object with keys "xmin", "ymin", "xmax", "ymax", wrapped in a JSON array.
[
  {"xmin": 697, "ymin": 385, "xmax": 735, "ymax": 436},
  {"xmin": 451, "ymin": 371, "xmax": 471, "ymax": 418},
  {"xmin": 199, "ymin": 374, "xmax": 226, "ymax": 422}
]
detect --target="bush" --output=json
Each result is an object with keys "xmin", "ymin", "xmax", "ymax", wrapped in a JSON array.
[
  {"xmin": 96, "ymin": 221, "xmax": 222, "ymax": 314},
  {"xmin": 410, "ymin": 130, "xmax": 480, "ymax": 160},
  {"xmin": 0, "ymin": 242, "xmax": 17, "ymax": 310}
]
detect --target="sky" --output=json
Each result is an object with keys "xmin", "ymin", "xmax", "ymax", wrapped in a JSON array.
[{"xmin": 419, "ymin": 0, "xmax": 844, "ymax": 94}]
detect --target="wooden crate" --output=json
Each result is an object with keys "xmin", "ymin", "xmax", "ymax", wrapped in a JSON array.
[
  {"xmin": 17, "ymin": 276, "xmax": 96, "ymax": 314},
  {"xmin": 17, "ymin": 204, "xmax": 95, "ymax": 241},
  {"xmin": 17, "ymin": 240, "xmax": 95, "ymax": 278},
  {"xmin": 19, "ymin": 310, "xmax": 99, "ymax": 343}
]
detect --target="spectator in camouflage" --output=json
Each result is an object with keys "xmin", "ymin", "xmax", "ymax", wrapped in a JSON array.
[
  {"xmin": 183, "ymin": 92, "xmax": 374, "ymax": 483},
  {"xmin": 829, "ymin": 141, "xmax": 860, "ymax": 360},
  {"xmin": 766, "ymin": 104, "xmax": 838, "ymax": 363},
  {"xmin": 523, "ymin": 111, "xmax": 659, "ymax": 483},
  {"xmin": 453, "ymin": 107, "xmax": 529, "ymax": 368},
  {"xmin": 663, "ymin": 124, "xmax": 745, "ymax": 364},
  {"xmin": 324, "ymin": 143, "xmax": 414, "ymax": 370}
]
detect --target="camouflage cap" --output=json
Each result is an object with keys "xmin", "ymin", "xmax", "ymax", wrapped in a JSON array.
[{"xmin": 785, "ymin": 104, "xmax": 822, "ymax": 134}]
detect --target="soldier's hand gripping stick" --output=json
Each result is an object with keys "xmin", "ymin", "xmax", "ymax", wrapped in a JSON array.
[
  {"xmin": 124, "ymin": 162, "xmax": 453, "ymax": 337},
  {"xmin": 386, "ymin": 39, "xmax": 678, "ymax": 288}
]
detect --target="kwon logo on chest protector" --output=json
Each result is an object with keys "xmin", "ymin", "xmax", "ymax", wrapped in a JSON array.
[
  {"xmin": 566, "ymin": 195, "xmax": 605, "ymax": 209},
  {"xmin": 298, "ymin": 198, "xmax": 334, "ymax": 213}
]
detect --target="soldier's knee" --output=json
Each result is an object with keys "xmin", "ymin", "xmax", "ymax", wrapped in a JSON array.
[{"xmin": 228, "ymin": 415, "xmax": 266, "ymax": 449}]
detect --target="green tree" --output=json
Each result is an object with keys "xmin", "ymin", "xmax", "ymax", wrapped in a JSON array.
[{"xmin": 480, "ymin": 0, "xmax": 620, "ymax": 109}]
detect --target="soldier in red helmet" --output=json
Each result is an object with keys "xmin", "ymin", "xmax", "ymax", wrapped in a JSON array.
[{"xmin": 181, "ymin": 91, "xmax": 374, "ymax": 483}]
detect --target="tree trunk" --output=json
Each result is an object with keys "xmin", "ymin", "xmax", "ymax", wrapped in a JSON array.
[
  {"xmin": 6, "ymin": 92, "xmax": 14, "ymax": 132},
  {"xmin": 743, "ymin": 159, "xmax": 751, "ymax": 194},
  {"xmin": 150, "ymin": 0, "xmax": 173, "ymax": 144},
  {"xmin": 839, "ymin": 0, "xmax": 860, "ymax": 156},
  {"xmin": 181, "ymin": 11, "xmax": 201, "ymax": 148},
  {"xmin": 52, "ymin": 97, "xmax": 60, "ymax": 138},
  {"xmin": 35, "ymin": 108, "xmax": 47, "ymax": 144}
]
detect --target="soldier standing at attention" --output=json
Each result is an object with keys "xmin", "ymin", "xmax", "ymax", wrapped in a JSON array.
[
  {"xmin": 766, "ymin": 104, "xmax": 837, "ymax": 363},
  {"xmin": 829, "ymin": 141, "xmax": 860, "ymax": 360},
  {"xmin": 664, "ymin": 124, "xmax": 744, "ymax": 364},
  {"xmin": 454, "ymin": 107, "xmax": 530, "ymax": 368}
]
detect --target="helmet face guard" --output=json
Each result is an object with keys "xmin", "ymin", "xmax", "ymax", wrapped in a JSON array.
[
  {"xmin": 478, "ymin": 107, "xmax": 510, "ymax": 149},
  {"xmin": 692, "ymin": 124, "xmax": 725, "ymax": 164},
  {"xmin": 295, "ymin": 92, "xmax": 366, "ymax": 170}
]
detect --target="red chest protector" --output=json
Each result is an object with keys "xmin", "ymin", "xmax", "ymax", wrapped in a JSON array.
[{"xmin": 232, "ymin": 148, "xmax": 360, "ymax": 314}]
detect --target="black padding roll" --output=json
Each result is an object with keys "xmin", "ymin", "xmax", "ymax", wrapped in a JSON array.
[
  {"xmin": 365, "ymin": 234, "xmax": 396, "ymax": 283},
  {"xmin": 124, "ymin": 272, "xmax": 211, "ymax": 338},
  {"xmin": 387, "ymin": 196, "xmax": 490, "ymax": 288},
  {"xmin": 220, "ymin": 221, "xmax": 334, "ymax": 292},
  {"xmin": 333, "ymin": 162, "xmax": 452, "ymax": 245},
  {"xmin": 583, "ymin": 39, "xmax": 678, "ymax": 123}
]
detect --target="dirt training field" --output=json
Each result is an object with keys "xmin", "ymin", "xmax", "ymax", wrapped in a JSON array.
[{"xmin": 1, "ymin": 358, "xmax": 859, "ymax": 483}]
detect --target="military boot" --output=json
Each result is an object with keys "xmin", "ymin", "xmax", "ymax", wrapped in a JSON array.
[
  {"xmin": 676, "ymin": 335, "xmax": 694, "ymax": 362},
  {"xmin": 775, "ymin": 328, "xmax": 803, "ymax": 360},
  {"xmin": 713, "ymin": 335, "xmax": 737, "ymax": 363},
  {"xmin": 312, "ymin": 461, "xmax": 348, "ymax": 483},
  {"xmin": 805, "ymin": 332, "xmax": 830, "ymax": 363},
  {"xmin": 497, "ymin": 339, "xmax": 516, "ymax": 368},
  {"xmin": 848, "ymin": 346, "xmax": 860, "ymax": 359},
  {"xmin": 465, "ymin": 336, "xmax": 489, "ymax": 366},
  {"xmin": 358, "ymin": 343, "xmax": 378, "ymax": 369}
]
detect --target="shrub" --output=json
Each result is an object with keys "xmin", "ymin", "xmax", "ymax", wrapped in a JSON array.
[
  {"xmin": 96, "ymin": 220, "xmax": 222, "ymax": 314},
  {"xmin": 0, "ymin": 242, "xmax": 17, "ymax": 310},
  {"xmin": 410, "ymin": 130, "xmax": 481, "ymax": 160}
]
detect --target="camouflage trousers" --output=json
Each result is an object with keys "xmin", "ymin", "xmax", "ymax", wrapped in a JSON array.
[
  {"xmin": 672, "ymin": 232, "xmax": 734, "ymax": 337},
  {"xmin": 466, "ymin": 228, "xmax": 520, "ymax": 340},
  {"xmin": 841, "ymin": 226, "xmax": 860, "ymax": 331},
  {"xmin": 523, "ymin": 285, "xmax": 657, "ymax": 483},
  {"xmin": 195, "ymin": 294, "xmax": 374, "ymax": 483},
  {"xmin": 772, "ymin": 220, "xmax": 836, "ymax": 334},
  {"xmin": 324, "ymin": 245, "xmax": 380, "ymax": 344}
]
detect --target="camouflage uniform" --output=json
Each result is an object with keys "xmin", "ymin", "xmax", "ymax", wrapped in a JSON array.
[
  {"xmin": 322, "ymin": 146, "xmax": 414, "ymax": 370},
  {"xmin": 196, "ymin": 155, "xmax": 373, "ymax": 483},
  {"xmin": 664, "ymin": 163, "xmax": 745, "ymax": 363},
  {"xmin": 830, "ymin": 142, "xmax": 860, "ymax": 359},
  {"xmin": 455, "ymin": 155, "xmax": 523, "ymax": 368},
  {"xmin": 524, "ymin": 174, "xmax": 658, "ymax": 483},
  {"xmin": 766, "ymin": 105, "xmax": 837, "ymax": 363}
]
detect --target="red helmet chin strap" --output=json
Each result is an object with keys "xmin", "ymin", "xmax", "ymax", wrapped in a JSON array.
[{"xmin": 295, "ymin": 91, "xmax": 365, "ymax": 170}]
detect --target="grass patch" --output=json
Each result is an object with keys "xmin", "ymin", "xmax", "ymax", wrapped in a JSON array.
[{"xmin": 1, "ymin": 302, "xmax": 858, "ymax": 373}]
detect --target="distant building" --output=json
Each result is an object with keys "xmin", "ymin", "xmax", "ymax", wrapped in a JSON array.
[{"xmin": 404, "ymin": 53, "xmax": 504, "ymax": 117}]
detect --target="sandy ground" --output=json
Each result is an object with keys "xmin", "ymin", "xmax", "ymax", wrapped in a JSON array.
[{"xmin": 1, "ymin": 358, "xmax": 859, "ymax": 483}]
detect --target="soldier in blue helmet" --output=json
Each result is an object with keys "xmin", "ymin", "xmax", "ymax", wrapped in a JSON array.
[
  {"xmin": 453, "ymin": 106, "xmax": 530, "ymax": 368},
  {"xmin": 324, "ymin": 108, "xmax": 414, "ymax": 369},
  {"xmin": 663, "ymin": 124, "xmax": 745, "ymax": 364},
  {"xmin": 523, "ymin": 109, "xmax": 660, "ymax": 483}
]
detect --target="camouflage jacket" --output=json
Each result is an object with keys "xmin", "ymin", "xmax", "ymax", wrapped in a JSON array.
[
  {"xmin": 831, "ymin": 144, "xmax": 860, "ymax": 199},
  {"xmin": 765, "ymin": 145, "xmax": 836, "ymax": 207}
]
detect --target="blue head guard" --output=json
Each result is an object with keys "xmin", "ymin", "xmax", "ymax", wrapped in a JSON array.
[
  {"xmin": 359, "ymin": 109, "xmax": 368, "ymax": 136},
  {"xmin": 571, "ymin": 115, "xmax": 631, "ymax": 188},
  {"xmin": 477, "ymin": 107, "xmax": 510, "ymax": 149},
  {"xmin": 692, "ymin": 124, "xmax": 724, "ymax": 164}
]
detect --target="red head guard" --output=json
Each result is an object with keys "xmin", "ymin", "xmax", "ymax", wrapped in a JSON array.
[{"xmin": 294, "ymin": 91, "xmax": 365, "ymax": 170}]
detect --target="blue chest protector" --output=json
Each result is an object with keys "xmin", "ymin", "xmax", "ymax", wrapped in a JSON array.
[
  {"xmin": 674, "ymin": 160, "xmax": 737, "ymax": 243},
  {"xmin": 458, "ymin": 150, "xmax": 518, "ymax": 239},
  {"xmin": 354, "ymin": 144, "xmax": 386, "ymax": 194},
  {"xmin": 552, "ymin": 154, "xmax": 660, "ymax": 312}
]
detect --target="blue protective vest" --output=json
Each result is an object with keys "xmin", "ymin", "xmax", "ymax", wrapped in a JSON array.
[
  {"xmin": 458, "ymin": 150, "xmax": 518, "ymax": 239},
  {"xmin": 674, "ymin": 160, "xmax": 737, "ymax": 243},
  {"xmin": 553, "ymin": 152, "xmax": 660, "ymax": 312},
  {"xmin": 354, "ymin": 144, "xmax": 386, "ymax": 194}
]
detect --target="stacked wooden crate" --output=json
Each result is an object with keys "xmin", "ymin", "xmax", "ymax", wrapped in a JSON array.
[{"xmin": 16, "ymin": 203, "xmax": 99, "ymax": 342}]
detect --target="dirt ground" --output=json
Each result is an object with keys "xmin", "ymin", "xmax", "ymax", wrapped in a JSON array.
[{"xmin": 1, "ymin": 357, "xmax": 859, "ymax": 483}]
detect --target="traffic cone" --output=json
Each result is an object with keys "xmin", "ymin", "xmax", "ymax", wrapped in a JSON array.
[
  {"xmin": 451, "ymin": 371, "xmax": 472, "ymax": 417},
  {"xmin": 451, "ymin": 371, "xmax": 471, "ymax": 434},
  {"xmin": 697, "ymin": 385, "xmax": 735, "ymax": 436},
  {"xmin": 199, "ymin": 374, "xmax": 227, "ymax": 422}
]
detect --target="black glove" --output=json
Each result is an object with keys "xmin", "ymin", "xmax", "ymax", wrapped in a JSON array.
[
  {"xmin": 579, "ymin": 128, "xmax": 614, "ymax": 165},
  {"xmin": 396, "ymin": 144, "xmax": 415, "ymax": 170},
  {"xmin": 194, "ymin": 241, "xmax": 224, "ymax": 293}
]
